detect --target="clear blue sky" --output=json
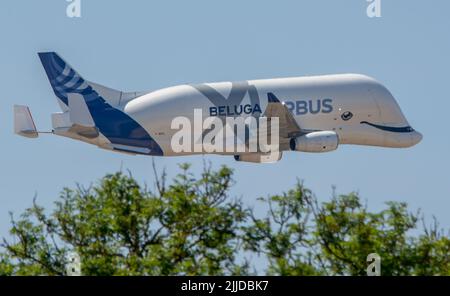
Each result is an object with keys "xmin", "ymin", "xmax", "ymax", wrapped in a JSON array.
[{"xmin": 0, "ymin": 0, "xmax": 449, "ymax": 240}]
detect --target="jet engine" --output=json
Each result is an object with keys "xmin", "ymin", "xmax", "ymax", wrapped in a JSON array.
[{"xmin": 290, "ymin": 131, "xmax": 339, "ymax": 153}]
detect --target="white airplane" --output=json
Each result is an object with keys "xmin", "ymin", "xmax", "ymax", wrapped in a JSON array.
[{"xmin": 14, "ymin": 52, "xmax": 422, "ymax": 163}]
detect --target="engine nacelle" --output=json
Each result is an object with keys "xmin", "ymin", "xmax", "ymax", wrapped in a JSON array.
[
  {"xmin": 234, "ymin": 152, "xmax": 282, "ymax": 163},
  {"xmin": 290, "ymin": 131, "xmax": 339, "ymax": 153}
]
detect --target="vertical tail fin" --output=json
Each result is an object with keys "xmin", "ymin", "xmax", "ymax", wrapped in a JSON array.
[
  {"xmin": 38, "ymin": 52, "xmax": 130, "ymax": 109},
  {"xmin": 38, "ymin": 52, "xmax": 91, "ymax": 110},
  {"xmin": 37, "ymin": 52, "xmax": 164, "ymax": 155}
]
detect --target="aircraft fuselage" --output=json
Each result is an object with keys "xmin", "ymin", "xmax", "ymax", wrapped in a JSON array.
[{"xmin": 124, "ymin": 74, "xmax": 422, "ymax": 156}]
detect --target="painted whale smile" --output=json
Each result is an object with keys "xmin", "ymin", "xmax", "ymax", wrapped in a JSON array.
[{"xmin": 361, "ymin": 121, "xmax": 415, "ymax": 133}]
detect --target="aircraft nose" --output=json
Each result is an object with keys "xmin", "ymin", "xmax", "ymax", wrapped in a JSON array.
[{"xmin": 411, "ymin": 130, "xmax": 423, "ymax": 146}]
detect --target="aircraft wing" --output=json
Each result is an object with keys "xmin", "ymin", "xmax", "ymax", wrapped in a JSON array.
[{"xmin": 263, "ymin": 92, "xmax": 302, "ymax": 141}]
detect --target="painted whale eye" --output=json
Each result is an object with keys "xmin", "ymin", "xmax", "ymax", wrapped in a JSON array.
[{"xmin": 341, "ymin": 111, "xmax": 353, "ymax": 121}]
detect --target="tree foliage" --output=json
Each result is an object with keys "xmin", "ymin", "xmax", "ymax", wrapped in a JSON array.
[{"xmin": 0, "ymin": 163, "xmax": 448, "ymax": 276}]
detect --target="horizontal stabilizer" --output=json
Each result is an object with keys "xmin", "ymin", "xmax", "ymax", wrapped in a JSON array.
[
  {"xmin": 68, "ymin": 124, "xmax": 99, "ymax": 139},
  {"xmin": 68, "ymin": 93, "xmax": 96, "ymax": 127},
  {"xmin": 14, "ymin": 105, "xmax": 38, "ymax": 138}
]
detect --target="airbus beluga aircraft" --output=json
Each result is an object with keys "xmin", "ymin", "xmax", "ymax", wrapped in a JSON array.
[{"xmin": 14, "ymin": 52, "xmax": 422, "ymax": 163}]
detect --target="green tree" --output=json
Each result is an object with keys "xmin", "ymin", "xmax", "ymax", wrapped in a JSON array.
[
  {"xmin": 312, "ymin": 195, "xmax": 449, "ymax": 275},
  {"xmin": 242, "ymin": 182, "xmax": 321, "ymax": 275},
  {"xmin": 1, "ymin": 163, "xmax": 247, "ymax": 276},
  {"xmin": 0, "ymin": 164, "xmax": 448, "ymax": 276},
  {"xmin": 0, "ymin": 254, "xmax": 13, "ymax": 276}
]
